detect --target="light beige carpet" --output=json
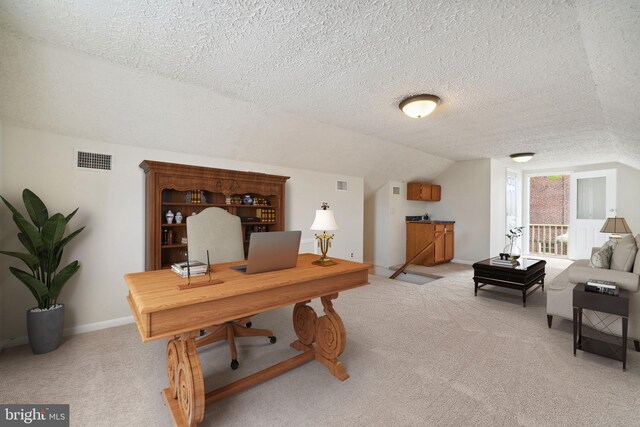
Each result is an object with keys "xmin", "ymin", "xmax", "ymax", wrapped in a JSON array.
[{"xmin": 1, "ymin": 262, "xmax": 638, "ymax": 426}]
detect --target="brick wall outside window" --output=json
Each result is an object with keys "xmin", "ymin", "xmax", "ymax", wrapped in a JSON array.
[
  {"xmin": 529, "ymin": 175, "xmax": 570, "ymax": 225},
  {"xmin": 529, "ymin": 175, "xmax": 570, "ymax": 256}
]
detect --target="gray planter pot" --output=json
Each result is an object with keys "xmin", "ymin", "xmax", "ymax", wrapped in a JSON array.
[{"xmin": 27, "ymin": 304, "xmax": 65, "ymax": 354}]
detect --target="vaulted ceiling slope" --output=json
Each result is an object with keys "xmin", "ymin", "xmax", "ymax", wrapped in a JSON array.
[{"xmin": 0, "ymin": 1, "xmax": 638, "ymax": 185}]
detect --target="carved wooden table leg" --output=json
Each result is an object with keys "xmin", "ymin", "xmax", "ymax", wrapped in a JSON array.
[
  {"xmin": 290, "ymin": 294, "xmax": 349, "ymax": 381},
  {"xmin": 163, "ymin": 331, "xmax": 205, "ymax": 427}
]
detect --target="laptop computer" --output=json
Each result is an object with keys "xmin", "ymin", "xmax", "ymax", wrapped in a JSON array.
[{"xmin": 231, "ymin": 230, "xmax": 302, "ymax": 274}]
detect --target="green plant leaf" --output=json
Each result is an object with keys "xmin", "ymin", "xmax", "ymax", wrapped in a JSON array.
[
  {"xmin": 1, "ymin": 195, "xmax": 21, "ymax": 217},
  {"xmin": 50, "ymin": 248, "xmax": 63, "ymax": 273},
  {"xmin": 22, "ymin": 189, "xmax": 49, "ymax": 229},
  {"xmin": 57, "ymin": 226, "xmax": 85, "ymax": 251},
  {"xmin": 14, "ymin": 214, "xmax": 43, "ymax": 254},
  {"xmin": 0, "ymin": 251, "xmax": 39, "ymax": 271},
  {"xmin": 41, "ymin": 213, "xmax": 66, "ymax": 253},
  {"xmin": 18, "ymin": 232, "xmax": 36, "ymax": 256},
  {"xmin": 9, "ymin": 267, "xmax": 48, "ymax": 305},
  {"xmin": 51, "ymin": 226, "xmax": 85, "ymax": 272},
  {"xmin": 49, "ymin": 261, "xmax": 80, "ymax": 300},
  {"xmin": 66, "ymin": 207, "xmax": 78, "ymax": 223}
]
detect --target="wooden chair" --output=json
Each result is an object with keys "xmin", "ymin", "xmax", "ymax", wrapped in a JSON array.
[{"xmin": 187, "ymin": 207, "xmax": 276, "ymax": 370}]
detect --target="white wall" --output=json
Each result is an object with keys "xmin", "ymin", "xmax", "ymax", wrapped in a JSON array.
[
  {"xmin": 429, "ymin": 159, "xmax": 492, "ymax": 263},
  {"xmin": 0, "ymin": 126, "xmax": 364, "ymax": 342},
  {"xmin": 0, "ymin": 27, "xmax": 452, "ymax": 200},
  {"xmin": 366, "ymin": 161, "xmax": 496, "ymax": 268},
  {"xmin": 364, "ymin": 181, "xmax": 436, "ymax": 269},
  {"xmin": 0, "ymin": 119, "xmax": 4, "ymax": 351},
  {"xmin": 363, "ymin": 183, "xmax": 389, "ymax": 267},
  {"xmin": 490, "ymin": 160, "xmax": 507, "ymax": 256}
]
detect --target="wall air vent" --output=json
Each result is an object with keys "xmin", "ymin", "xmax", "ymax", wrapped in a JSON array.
[
  {"xmin": 337, "ymin": 181, "xmax": 348, "ymax": 191},
  {"xmin": 75, "ymin": 150, "xmax": 113, "ymax": 171},
  {"xmin": 393, "ymin": 186, "xmax": 400, "ymax": 195}
]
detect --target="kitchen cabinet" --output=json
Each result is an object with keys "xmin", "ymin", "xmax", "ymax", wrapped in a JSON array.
[
  {"xmin": 407, "ymin": 182, "xmax": 441, "ymax": 201},
  {"xmin": 406, "ymin": 222, "xmax": 454, "ymax": 266}
]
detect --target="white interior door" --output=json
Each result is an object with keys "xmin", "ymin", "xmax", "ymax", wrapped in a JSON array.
[{"xmin": 569, "ymin": 169, "xmax": 616, "ymax": 259}]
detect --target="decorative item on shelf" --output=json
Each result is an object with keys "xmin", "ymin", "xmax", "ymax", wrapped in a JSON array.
[
  {"xmin": 181, "ymin": 237, "xmax": 188, "ymax": 244},
  {"xmin": 600, "ymin": 216, "xmax": 632, "ymax": 239},
  {"xmin": 225, "ymin": 197, "xmax": 231, "ymax": 205},
  {"xmin": 310, "ymin": 202, "xmax": 339, "ymax": 266},
  {"xmin": 162, "ymin": 229, "xmax": 169, "ymax": 245},
  {"xmin": 166, "ymin": 209, "xmax": 174, "ymax": 224},
  {"xmin": 185, "ymin": 189, "xmax": 207, "ymax": 204},
  {"xmin": 258, "ymin": 208, "xmax": 275, "ymax": 222},
  {"xmin": 243, "ymin": 194, "xmax": 254, "ymax": 205},
  {"xmin": 504, "ymin": 226, "xmax": 524, "ymax": 260},
  {"xmin": 175, "ymin": 211, "xmax": 183, "ymax": 224}
]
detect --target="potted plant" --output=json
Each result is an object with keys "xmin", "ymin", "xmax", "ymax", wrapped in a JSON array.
[
  {"xmin": 504, "ymin": 226, "xmax": 524, "ymax": 260},
  {"xmin": 0, "ymin": 189, "xmax": 85, "ymax": 354}
]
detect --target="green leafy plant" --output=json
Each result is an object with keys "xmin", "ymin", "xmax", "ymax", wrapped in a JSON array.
[{"xmin": 1, "ymin": 189, "xmax": 85, "ymax": 309}]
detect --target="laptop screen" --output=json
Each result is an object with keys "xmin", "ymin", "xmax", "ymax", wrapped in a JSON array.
[{"xmin": 233, "ymin": 231, "xmax": 302, "ymax": 274}]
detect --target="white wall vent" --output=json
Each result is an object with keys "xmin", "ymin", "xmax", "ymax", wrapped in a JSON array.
[
  {"xmin": 75, "ymin": 150, "xmax": 113, "ymax": 171},
  {"xmin": 337, "ymin": 180, "xmax": 348, "ymax": 191},
  {"xmin": 393, "ymin": 186, "xmax": 400, "ymax": 195}
]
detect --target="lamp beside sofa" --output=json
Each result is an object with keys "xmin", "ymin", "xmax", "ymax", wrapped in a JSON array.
[{"xmin": 546, "ymin": 234, "xmax": 640, "ymax": 350}]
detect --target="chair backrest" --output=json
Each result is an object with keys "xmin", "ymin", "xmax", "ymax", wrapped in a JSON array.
[{"xmin": 186, "ymin": 207, "xmax": 245, "ymax": 264}]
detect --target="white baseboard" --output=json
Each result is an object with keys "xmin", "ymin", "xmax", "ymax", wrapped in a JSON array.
[{"xmin": 0, "ymin": 315, "xmax": 134, "ymax": 350}]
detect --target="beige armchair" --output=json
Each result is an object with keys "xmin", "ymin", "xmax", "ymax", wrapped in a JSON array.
[
  {"xmin": 546, "ymin": 234, "xmax": 640, "ymax": 351},
  {"xmin": 187, "ymin": 207, "xmax": 276, "ymax": 370}
]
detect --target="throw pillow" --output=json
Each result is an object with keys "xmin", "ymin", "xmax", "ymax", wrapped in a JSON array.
[
  {"xmin": 590, "ymin": 239, "xmax": 617, "ymax": 269},
  {"xmin": 610, "ymin": 234, "xmax": 638, "ymax": 272}
]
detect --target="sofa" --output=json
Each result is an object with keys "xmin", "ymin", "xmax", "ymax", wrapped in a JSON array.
[{"xmin": 546, "ymin": 234, "xmax": 640, "ymax": 349}]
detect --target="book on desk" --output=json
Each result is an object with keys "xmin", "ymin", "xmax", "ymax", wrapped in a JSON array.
[{"xmin": 171, "ymin": 260, "xmax": 208, "ymax": 278}]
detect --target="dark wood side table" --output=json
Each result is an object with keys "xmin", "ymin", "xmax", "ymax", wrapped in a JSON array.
[
  {"xmin": 472, "ymin": 258, "xmax": 546, "ymax": 307},
  {"xmin": 573, "ymin": 283, "xmax": 630, "ymax": 370}
]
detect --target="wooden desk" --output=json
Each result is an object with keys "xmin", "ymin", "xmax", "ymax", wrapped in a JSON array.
[{"xmin": 125, "ymin": 253, "xmax": 370, "ymax": 426}]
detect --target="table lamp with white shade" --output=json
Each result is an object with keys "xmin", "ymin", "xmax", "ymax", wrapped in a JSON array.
[{"xmin": 310, "ymin": 202, "xmax": 339, "ymax": 266}]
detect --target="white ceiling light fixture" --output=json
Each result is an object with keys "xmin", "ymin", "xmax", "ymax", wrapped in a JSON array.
[
  {"xmin": 510, "ymin": 152, "xmax": 535, "ymax": 163},
  {"xmin": 399, "ymin": 94, "xmax": 441, "ymax": 118}
]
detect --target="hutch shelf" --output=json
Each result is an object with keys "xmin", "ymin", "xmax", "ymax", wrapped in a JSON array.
[{"xmin": 140, "ymin": 160, "xmax": 289, "ymax": 270}]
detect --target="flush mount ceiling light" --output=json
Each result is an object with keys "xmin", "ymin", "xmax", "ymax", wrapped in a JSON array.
[
  {"xmin": 399, "ymin": 94, "xmax": 441, "ymax": 118},
  {"xmin": 510, "ymin": 152, "xmax": 535, "ymax": 163}
]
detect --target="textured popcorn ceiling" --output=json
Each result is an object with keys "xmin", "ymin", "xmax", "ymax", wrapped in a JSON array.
[{"xmin": 0, "ymin": 0, "xmax": 638, "ymax": 183}]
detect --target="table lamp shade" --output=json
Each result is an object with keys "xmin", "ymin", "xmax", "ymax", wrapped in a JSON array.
[
  {"xmin": 600, "ymin": 217, "xmax": 632, "ymax": 234},
  {"xmin": 310, "ymin": 209, "xmax": 339, "ymax": 231}
]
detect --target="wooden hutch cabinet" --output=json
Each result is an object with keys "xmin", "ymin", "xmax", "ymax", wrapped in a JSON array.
[{"xmin": 140, "ymin": 160, "xmax": 289, "ymax": 271}]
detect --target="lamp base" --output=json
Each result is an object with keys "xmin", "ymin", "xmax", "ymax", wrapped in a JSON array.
[{"xmin": 312, "ymin": 257, "xmax": 337, "ymax": 267}]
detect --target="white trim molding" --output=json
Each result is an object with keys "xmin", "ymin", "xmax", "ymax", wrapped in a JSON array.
[{"xmin": 0, "ymin": 315, "xmax": 134, "ymax": 350}]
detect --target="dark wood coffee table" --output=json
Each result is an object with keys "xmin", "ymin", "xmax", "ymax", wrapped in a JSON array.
[{"xmin": 472, "ymin": 257, "xmax": 546, "ymax": 307}]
